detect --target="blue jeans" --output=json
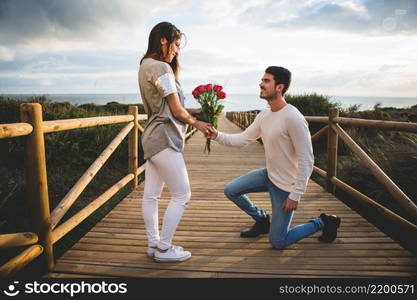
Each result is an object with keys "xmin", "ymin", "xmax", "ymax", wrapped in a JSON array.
[{"xmin": 224, "ymin": 168, "xmax": 324, "ymax": 249}]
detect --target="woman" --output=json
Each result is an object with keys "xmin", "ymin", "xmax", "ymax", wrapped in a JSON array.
[{"xmin": 138, "ymin": 22, "xmax": 211, "ymax": 262}]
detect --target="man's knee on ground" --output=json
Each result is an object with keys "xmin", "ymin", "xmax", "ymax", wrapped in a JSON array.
[{"xmin": 269, "ymin": 238, "xmax": 287, "ymax": 250}]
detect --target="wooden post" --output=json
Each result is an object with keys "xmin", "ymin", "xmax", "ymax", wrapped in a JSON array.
[
  {"xmin": 20, "ymin": 103, "xmax": 54, "ymax": 270},
  {"xmin": 128, "ymin": 106, "xmax": 138, "ymax": 190},
  {"xmin": 326, "ymin": 108, "xmax": 339, "ymax": 194}
]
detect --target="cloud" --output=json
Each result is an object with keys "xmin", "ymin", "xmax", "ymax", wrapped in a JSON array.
[
  {"xmin": 0, "ymin": 47, "xmax": 15, "ymax": 61},
  {"xmin": 0, "ymin": 0, "xmax": 163, "ymax": 46},
  {"xmin": 378, "ymin": 64, "xmax": 405, "ymax": 72},
  {"xmin": 0, "ymin": 48, "xmax": 141, "ymax": 73},
  {"xmin": 240, "ymin": 0, "xmax": 417, "ymax": 35}
]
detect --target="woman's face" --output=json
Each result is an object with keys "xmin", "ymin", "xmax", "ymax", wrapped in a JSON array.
[{"xmin": 161, "ymin": 38, "xmax": 180, "ymax": 63}]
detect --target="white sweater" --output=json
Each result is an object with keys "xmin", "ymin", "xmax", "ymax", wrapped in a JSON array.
[{"xmin": 216, "ymin": 104, "xmax": 314, "ymax": 201}]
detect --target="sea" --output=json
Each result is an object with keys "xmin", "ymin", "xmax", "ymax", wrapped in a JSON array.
[{"xmin": 2, "ymin": 93, "xmax": 417, "ymax": 112}]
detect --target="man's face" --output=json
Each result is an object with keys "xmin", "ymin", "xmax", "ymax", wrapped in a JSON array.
[{"xmin": 259, "ymin": 73, "xmax": 282, "ymax": 100}]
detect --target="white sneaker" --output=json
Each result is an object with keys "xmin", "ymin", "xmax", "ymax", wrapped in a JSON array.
[
  {"xmin": 154, "ymin": 245, "xmax": 191, "ymax": 262},
  {"xmin": 147, "ymin": 246, "xmax": 157, "ymax": 257}
]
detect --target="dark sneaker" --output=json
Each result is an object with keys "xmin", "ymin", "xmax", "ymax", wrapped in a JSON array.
[
  {"xmin": 240, "ymin": 215, "xmax": 270, "ymax": 238},
  {"xmin": 318, "ymin": 213, "xmax": 341, "ymax": 243}
]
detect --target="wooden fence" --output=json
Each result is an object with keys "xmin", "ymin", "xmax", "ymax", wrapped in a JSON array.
[
  {"xmin": 0, "ymin": 102, "xmax": 197, "ymax": 278},
  {"xmin": 226, "ymin": 109, "xmax": 417, "ymax": 234}
]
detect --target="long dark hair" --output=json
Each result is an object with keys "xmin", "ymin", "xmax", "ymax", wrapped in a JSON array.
[{"xmin": 141, "ymin": 22, "xmax": 182, "ymax": 78}]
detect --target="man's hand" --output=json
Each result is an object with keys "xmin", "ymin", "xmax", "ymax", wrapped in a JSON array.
[
  {"xmin": 282, "ymin": 198, "xmax": 298, "ymax": 213},
  {"xmin": 207, "ymin": 126, "xmax": 218, "ymax": 140}
]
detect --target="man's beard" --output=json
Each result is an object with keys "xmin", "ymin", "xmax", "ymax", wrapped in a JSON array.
[{"xmin": 260, "ymin": 89, "xmax": 277, "ymax": 100}]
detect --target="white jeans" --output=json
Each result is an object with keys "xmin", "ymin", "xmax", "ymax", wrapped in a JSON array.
[{"xmin": 142, "ymin": 148, "xmax": 191, "ymax": 250}]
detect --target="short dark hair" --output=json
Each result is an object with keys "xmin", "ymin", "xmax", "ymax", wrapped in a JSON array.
[{"xmin": 265, "ymin": 66, "xmax": 291, "ymax": 95}]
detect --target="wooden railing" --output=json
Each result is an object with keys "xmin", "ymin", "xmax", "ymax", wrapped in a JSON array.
[
  {"xmin": 226, "ymin": 109, "xmax": 417, "ymax": 233},
  {"xmin": 0, "ymin": 103, "xmax": 197, "ymax": 278}
]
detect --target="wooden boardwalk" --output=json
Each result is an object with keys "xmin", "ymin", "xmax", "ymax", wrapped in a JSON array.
[{"xmin": 46, "ymin": 115, "xmax": 417, "ymax": 278}]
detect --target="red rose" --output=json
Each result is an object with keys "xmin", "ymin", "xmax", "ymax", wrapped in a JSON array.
[
  {"xmin": 213, "ymin": 85, "xmax": 222, "ymax": 92},
  {"xmin": 192, "ymin": 89, "xmax": 199, "ymax": 99},
  {"xmin": 196, "ymin": 85, "xmax": 205, "ymax": 94},
  {"xmin": 218, "ymin": 91, "xmax": 226, "ymax": 99},
  {"xmin": 204, "ymin": 84, "xmax": 213, "ymax": 91}
]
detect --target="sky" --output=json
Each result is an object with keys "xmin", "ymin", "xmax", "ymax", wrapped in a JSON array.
[{"xmin": 0, "ymin": 0, "xmax": 416, "ymax": 98}]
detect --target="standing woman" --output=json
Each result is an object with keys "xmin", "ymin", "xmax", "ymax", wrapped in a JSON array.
[{"xmin": 138, "ymin": 22, "xmax": 211, "ymax": 262}]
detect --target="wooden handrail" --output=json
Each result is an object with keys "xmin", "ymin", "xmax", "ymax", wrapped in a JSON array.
[
  {"xmin": 50, "ymin": 121, "xmax": 134, "ymax": 229},
  {"xmin": 136, "ymin": 164, "xmax": 146, "ymax": 176},
  {"xmin": 312, "ymin": 167, "xmax": 417, "ymax": 232},
  {"xmin": 52, "ymin": 173, "xmax": 135, "ymax": 244},
  {"xmin": 0, "ymin": 245, "xmax": 43, "ymax": 278},
  {"xmin": 0, "ymin": 122, "xmax": 33, "ymax": 139},
  {"xmin": 333, "ymin": 117, "xmax": 417, "ymax": 133},
  {"xmin": 137, "ymin": 122, "xmax": 145, "ymax": 133},
  {"xmin": 228, "ymin": 112, "xmax": 417, "ymax": 132},
  {"xmin": 0, "ymin": 232, "xmax": 39, "ymax": 249},
  {"xmin": 332, "ymin": 123, "xmax": 417, "ymax": 220},
  {"xmin": 313, "ymin": 166, "xmax": 327, "ymax": 178},
  {"xmin": 330, "ymin": 177, "xmax": 417, "ymax": 230},
  {"xmin": 42, "ymin": 115, "xmax": 134, "ymax": 133},
  {"xmin": 0, "ymin": 114, "xmax": 148, "ymax": 138},
  {"xmin": 186, "ymin": 128, "xmax": 198, "ymax": 139},
  {"xmin": 305, "ymin": 116, "xmax": 329, "ymax": 123},
  {"xmin": 311, "ymin": 125, "xmax": 328, "ymax": 143}
]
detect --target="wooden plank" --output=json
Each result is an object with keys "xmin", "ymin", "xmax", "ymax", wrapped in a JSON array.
[
  {"xmin": 58, "ymin": 256, "xmax": 417, "ymax": 272},
  {"xmin": 61, "ymin": 249, "xmax": 417, "ymax": 266},
  {"xmin": 53, "ymin": 260, "xmax": 416, "ymax": 278},
  {"xmin": 89, "ymin": 225, "xmax": 382, "ymax": 234},
  {"xmin": 75, "ymin": 237, "xmax": 404, "ymax": 250},
  {"xmin": 68, "ymin": 243, "xmax": 413, "ymax": 258}
]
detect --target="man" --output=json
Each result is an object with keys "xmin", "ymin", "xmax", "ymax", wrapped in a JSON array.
[{"xmin": 207, "ymin": 66, "xmax": 341, "ymax": 249}]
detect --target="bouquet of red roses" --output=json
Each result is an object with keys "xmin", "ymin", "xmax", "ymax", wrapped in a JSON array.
[{"xmin": 192, "ymin": 83, "xmax": 226, "ymax": 153}]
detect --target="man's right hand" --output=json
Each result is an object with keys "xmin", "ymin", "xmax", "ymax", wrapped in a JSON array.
[{"xmin": 207, "ymin": 126, "xmax": 218, "ymax": 140}]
